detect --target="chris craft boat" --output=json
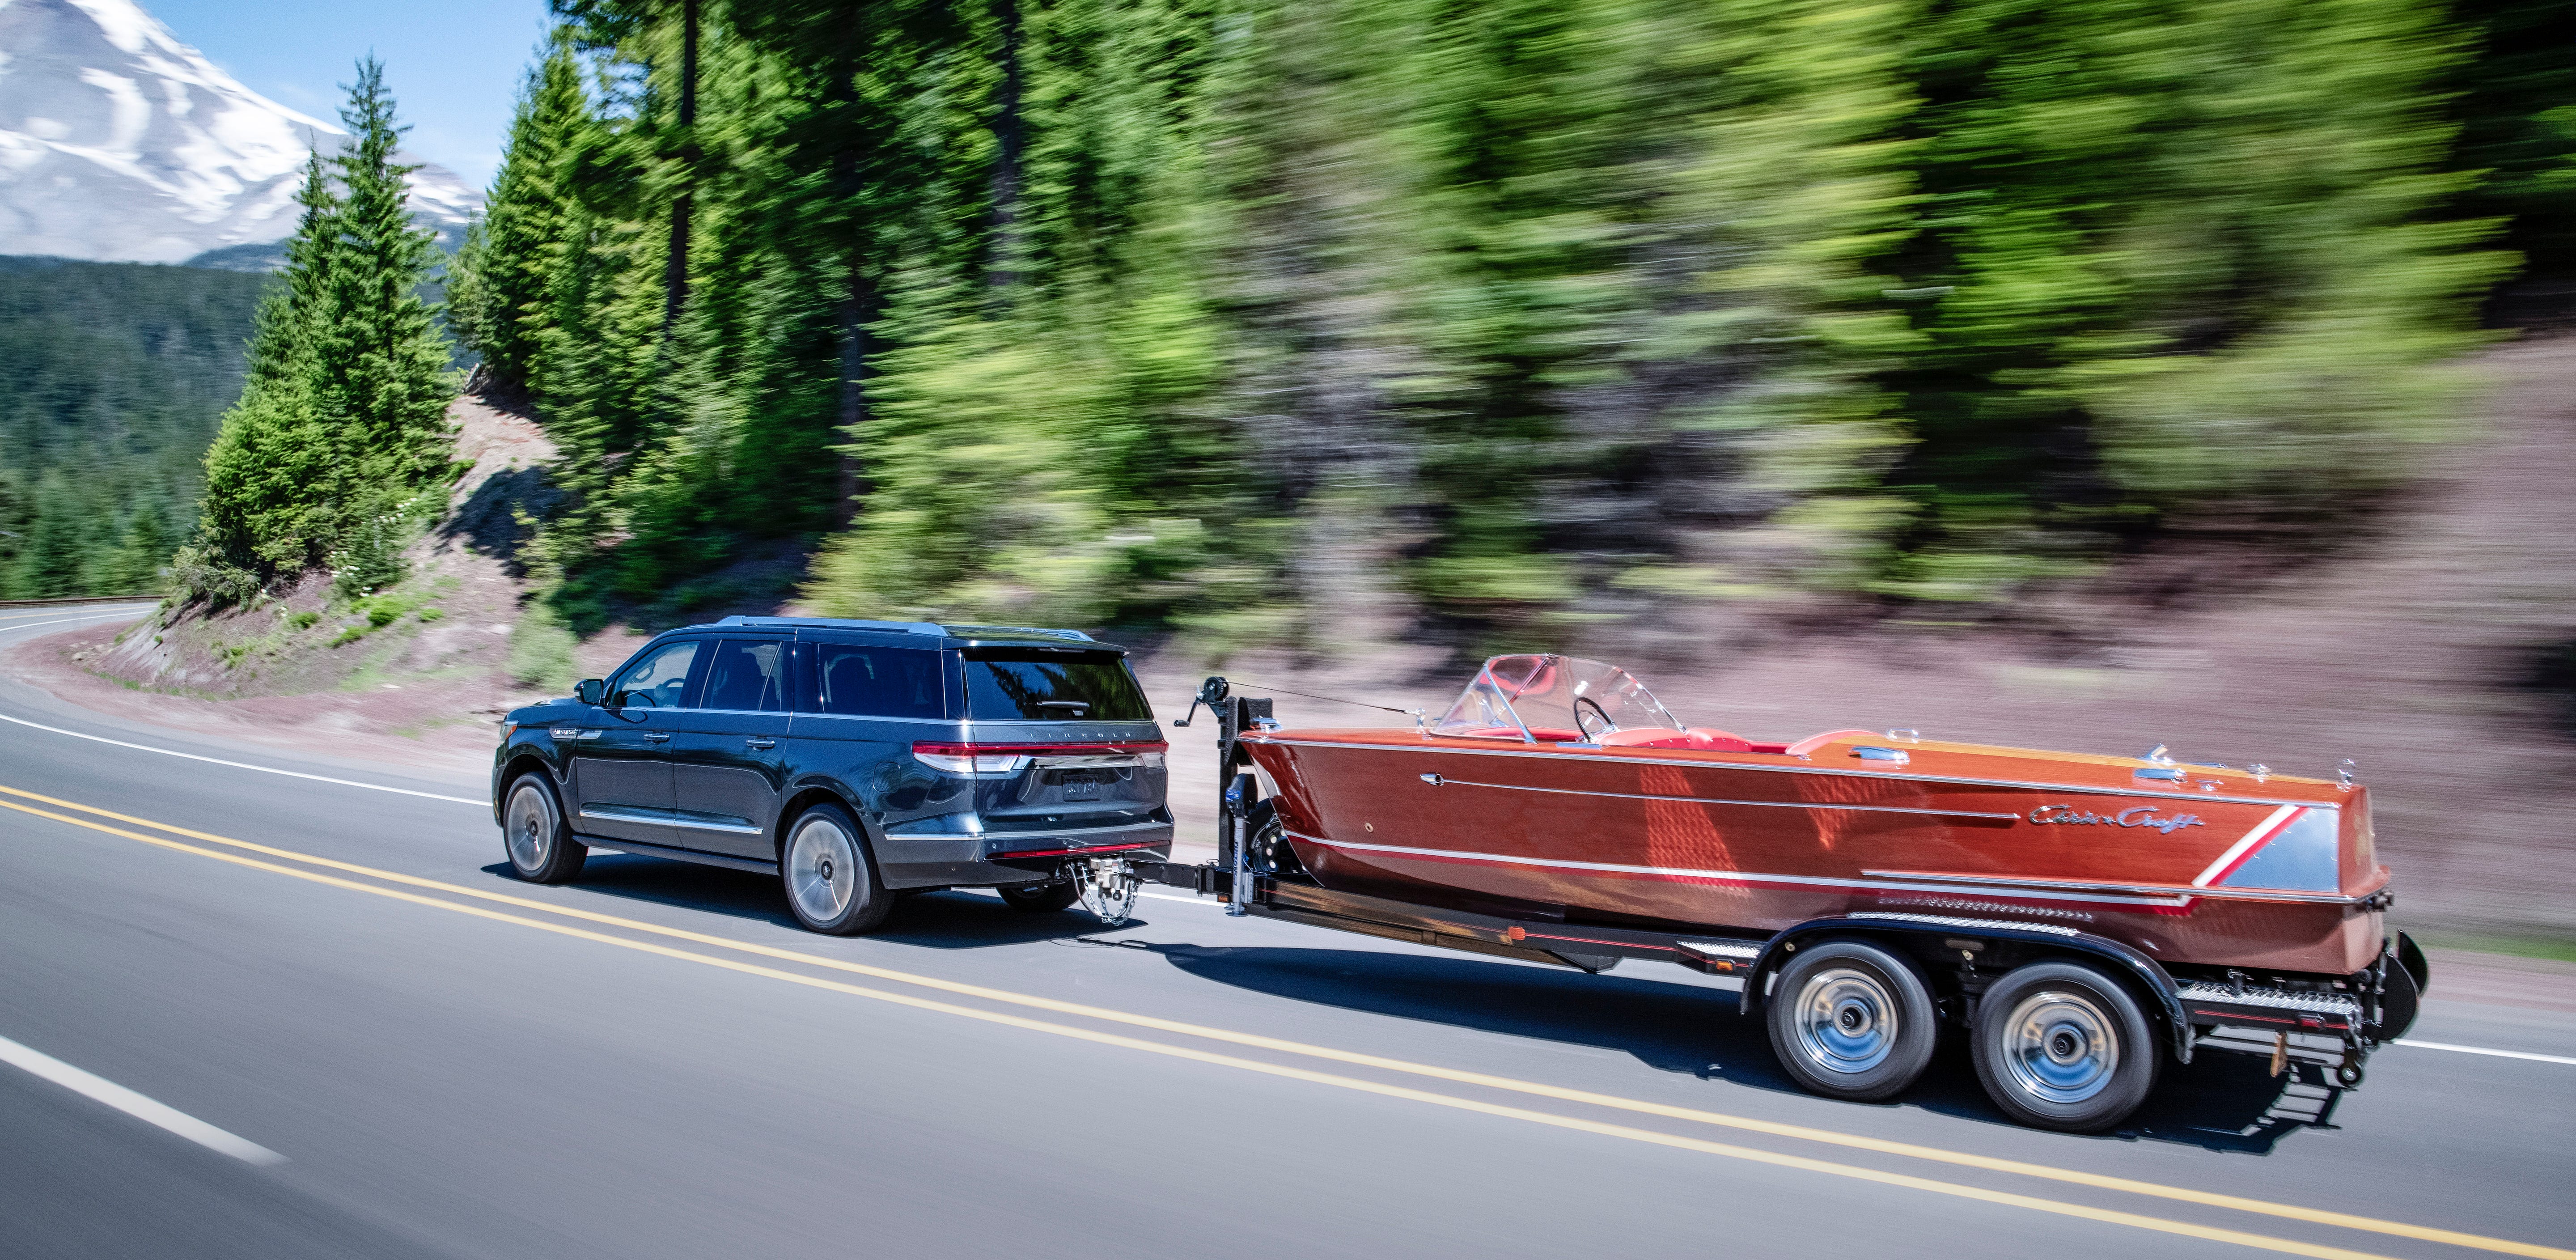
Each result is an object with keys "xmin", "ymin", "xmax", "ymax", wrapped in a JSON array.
[{"xmin": 1204, "ymin": 653, "xmax": 2423, "ymax": 1131}]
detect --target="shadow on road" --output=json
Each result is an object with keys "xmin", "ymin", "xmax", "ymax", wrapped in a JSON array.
[
  {"xmin": 477, "ymin": 857, "xmax": 1123, "ymax": 947},
  {"xmin": 1131, "ymin": 942, "xmax": 2343, "ymax": 1153},
  {"xmin": 478, "ymin": 856, "xmax": 2348, "ymax": 1153}
]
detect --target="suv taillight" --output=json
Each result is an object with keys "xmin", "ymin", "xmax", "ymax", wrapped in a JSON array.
[{"xmin": 911, "ymin": 740, "xmax": 1169, "ymax": 776}]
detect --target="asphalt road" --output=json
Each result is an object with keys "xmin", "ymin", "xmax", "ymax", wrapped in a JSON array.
[{"xmin": 3, "ymin": 603, "xmax": 2571, "ymax": 1260}]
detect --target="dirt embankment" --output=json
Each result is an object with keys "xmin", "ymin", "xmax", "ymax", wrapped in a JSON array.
[{"xmin": 10, "ymin": 341, "xmax": 2576, "ymax": 944}]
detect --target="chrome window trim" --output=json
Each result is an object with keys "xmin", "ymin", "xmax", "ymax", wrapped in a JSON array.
[
  {"xmin": 790, "ymin": 713, "xmax": 959, "ymax": 726},
  {"xmin": 1247, "ymin": 736, "xmax": 2339, "ymax": 810}
]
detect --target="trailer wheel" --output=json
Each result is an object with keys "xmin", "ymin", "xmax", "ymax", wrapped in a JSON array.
[
  {"xmin": 996, "ymin": 881, "xmax": 1080, "ymax": 913},
  {"xmin": 1971, "ymin": 960, "xmax": 2159, "ymax": 1133},
  {"xmin": 1765, "ymin": 939, "xmax": 1938, "ymax": 1103}
]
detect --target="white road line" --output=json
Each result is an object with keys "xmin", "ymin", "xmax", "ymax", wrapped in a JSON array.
[
  {"xmin": 0, "ymin": 1032, "xmax": 284, "ymax": 1165},
  {"xmin": 0, "ymin": 607, "xmax": 487, "ymax": 805},
  {"xmin": 0, "ymin": 610, "xmax": 156, "ymax": 635},
  {"xmin": 2396, "ymin": 1039, "xmax": 2576, "ymax": 1065},
  {"xmin": 0, "ymin": 713, "xmax": 486, "ymax": 806}
]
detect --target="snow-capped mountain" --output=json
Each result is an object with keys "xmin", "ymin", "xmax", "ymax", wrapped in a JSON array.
[{"xmin": 0, "ymin": 0, "xmax": 480, "ymax": 264}]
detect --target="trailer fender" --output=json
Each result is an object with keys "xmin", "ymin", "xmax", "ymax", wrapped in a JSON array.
[{"xmin": 1741, "ymin": 912, "xmax": 2195, "ymax": 1065}]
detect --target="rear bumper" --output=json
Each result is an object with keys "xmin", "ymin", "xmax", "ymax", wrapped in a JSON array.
[{"xmin": 874, "ymin": 819, "xmax": 1174, "ymax": 888}]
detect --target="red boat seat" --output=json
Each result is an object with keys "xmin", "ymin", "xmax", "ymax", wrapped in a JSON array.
[
  {"xmin": 1601, "ymin": 727, "xmax": 1757, "ymax": 752},
  {"xmin": 1786, "ymin": 728, "xmax": 1882, "ymax": 756}
]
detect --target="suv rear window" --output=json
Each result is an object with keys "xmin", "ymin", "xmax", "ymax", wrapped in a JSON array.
[
  {"xmin": 801, "ymin": 643, "xmax": 947, "ymax": 719},
  {"xmin": 962, "ymin": 649, "xmax": 1151, "ymax": 721}
]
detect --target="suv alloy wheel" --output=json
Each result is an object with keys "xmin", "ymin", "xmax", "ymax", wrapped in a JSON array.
[{"xmin": 780, "ymin": 801, "xmax": 894, "ymax": 934}]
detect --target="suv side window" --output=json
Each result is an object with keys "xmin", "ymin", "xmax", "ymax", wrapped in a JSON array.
[
  {"xmin": 607, "ymin": 639, "xmax": 703, "ymax": 708},
  {"xmin": 800, "ymin": 643, "xmax": 945, "ymax": 718},
  {"xmin": 699, "ymin": 639, "xmax": 787, "ymax": 712}
]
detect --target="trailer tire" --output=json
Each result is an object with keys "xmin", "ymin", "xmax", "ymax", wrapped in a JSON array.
[
  {"xmin": 997, "ymin": 881, "xmax": 1081, "ymax": 913},
  {"xmin": 1766, "ymin": 939, "xmax": 1939, "ymax": 1103},
  {"xmin": 1971, "ymin": 960, "xmax": 2159, "ymax": 1133}
]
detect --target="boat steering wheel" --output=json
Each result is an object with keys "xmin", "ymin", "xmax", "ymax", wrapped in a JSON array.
[{"xmin": 1576, "ymin": 697, "xmax": 1616, "ymax": 739}]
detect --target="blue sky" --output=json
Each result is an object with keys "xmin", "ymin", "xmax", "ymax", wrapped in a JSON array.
[{"xmin": 150, "ymin": 0, "xmax": 555, "ymax": 188}]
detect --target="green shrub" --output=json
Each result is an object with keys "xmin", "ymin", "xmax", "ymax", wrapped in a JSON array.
[{"xmin": 506, "ymin": 597, "xmax": 577, "ymax": 688}]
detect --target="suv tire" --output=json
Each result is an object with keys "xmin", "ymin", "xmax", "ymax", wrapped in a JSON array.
[
  {"xmin": 502, "ymin": 772, "xmax": 586, "ymax": 884},
  {"xmin": 1765, "ymin": 938, "xmax": 1939, "ymax": 1103},
  {"xmin": 780, "ymin": 802, "xmax": 893, "ymax": 935},
  {"xmin": 1971, "ymin": 960, "xmax": 2160, "ymax": 1133},
  {"xmin": 997, "ymin": 881, "xmax": 1081, "ymax": 913}
]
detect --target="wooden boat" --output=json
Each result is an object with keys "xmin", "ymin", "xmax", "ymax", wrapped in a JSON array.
[
  {"xmin": 1212, "ymin": 654, "xmax": 2417, "ymax": 1129},
  {"xmin": 1242, "ymin": 654, "xmax": 2384, "ymax": 976}
]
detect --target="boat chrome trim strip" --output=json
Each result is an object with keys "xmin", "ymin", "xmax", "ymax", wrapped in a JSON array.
[
  {"xmin": 1859, "ymin": 869, "xmax": 2374, "ymax": 906},
  {"xmin": 1246, "ymin": 735, "xmax": 2338, "ymax": 810},
  {"xmin": 1426, "ymin": 775, "xmax": 2019, "ymax": 820},
  {"xmin": 1288, "ymin": 831, "xmax": 2195, "ymax": 908},
  {"xmin": 1847, "ymin": 911, "xmax": 2083, "ymax": 937}
]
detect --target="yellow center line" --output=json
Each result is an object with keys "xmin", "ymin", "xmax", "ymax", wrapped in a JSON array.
[{"xmin": 3, "ymin": 783, "xmax": 2566, "ymax": 1260}]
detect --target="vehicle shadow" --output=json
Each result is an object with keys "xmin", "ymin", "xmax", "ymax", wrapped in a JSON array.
[
  {"xmin": 479, "ymin": 858, "xmax": 1124, "ymax": 947},
  {"xmin": 1134, "ymin": 942, "xmax": 2341, "ymax": 1153}
]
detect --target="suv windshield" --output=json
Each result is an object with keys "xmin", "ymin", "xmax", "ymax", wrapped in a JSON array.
[
  {"xmin": 962, "ymin": 649, "xmax": 1151, "ymax": 721},
  {"xmin": 1432, "ymin": 654, "xmax": 1680, "ymax": 742}
]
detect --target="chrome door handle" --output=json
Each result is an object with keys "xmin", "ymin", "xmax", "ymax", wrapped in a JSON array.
[
  {"xmin": 745, "ymin": 738, "xmax": 777, "ymax": 749},
  {"xmin": 642, "ymin": 732, "xmax": 671, "ymax": 742}
]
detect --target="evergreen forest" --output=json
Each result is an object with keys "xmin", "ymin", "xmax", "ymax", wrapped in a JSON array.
[
  {"xmin": 0, "ymin": 257, "xmax": 271, "ymax": 598},
  {"xmin": 169, "ymin": 0, "xmax": 2576, "ymax": 651}
]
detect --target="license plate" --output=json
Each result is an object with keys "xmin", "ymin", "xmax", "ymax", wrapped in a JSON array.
[{"xmin": 1062, "ymin": 781, "xmax": 1102, "ymax": 802}]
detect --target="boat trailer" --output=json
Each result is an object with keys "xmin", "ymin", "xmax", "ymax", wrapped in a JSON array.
[{"xmin": 1049, "ymin": 678, "xmax": 2426, "ymax": 1093}]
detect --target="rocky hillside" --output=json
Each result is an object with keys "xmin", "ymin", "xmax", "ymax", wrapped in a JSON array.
[{"xmin": 75, "ymin": 392, "xmax": 572, "ymax": 738}]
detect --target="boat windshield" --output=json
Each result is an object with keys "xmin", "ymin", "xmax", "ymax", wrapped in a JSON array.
[{"xmin": 1431, "ymin": 654, "xmax": 1682, "ymax": 742}]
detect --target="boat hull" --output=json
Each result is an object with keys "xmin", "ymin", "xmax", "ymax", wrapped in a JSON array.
[{"xmin": 1242, "ymin": 731, "xmax": 2385, "ymax": 977}]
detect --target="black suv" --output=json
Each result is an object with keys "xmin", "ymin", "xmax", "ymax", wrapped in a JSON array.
[{"xmin": 491, "ymin": 617, "xmax": 1171, "ymax": 933}]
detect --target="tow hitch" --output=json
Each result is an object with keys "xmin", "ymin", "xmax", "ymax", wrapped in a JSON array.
[{"xmin": 1071, "ymin": 856, "xmax": 1141, "ymax": 925}]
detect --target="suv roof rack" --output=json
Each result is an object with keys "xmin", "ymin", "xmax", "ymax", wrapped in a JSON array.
[
  {"xmin": 940, "ymin": 624, "xmax": 1094, "ymax": 642},
  {"xmin": 712, "ymin": 615, "xmax": 945, "ymax": 634}
]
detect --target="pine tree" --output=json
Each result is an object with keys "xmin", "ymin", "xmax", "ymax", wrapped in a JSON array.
[
  {"xmin": 182, "ymin": 65, "xmax": 458, "ymax": 603},
  {"xmin": 458, "ymin": 39, "xmax": 593, "ymax": 387},
  {"xmin": 319, "ymin": 56, "xmax": 455, "ymax": 489},
  {"xmin": 191, "ymin": 153, "xmax": 345, "ymax": 585}
]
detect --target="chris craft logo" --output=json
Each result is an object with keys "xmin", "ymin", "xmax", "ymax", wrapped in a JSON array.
[{"xmin": 2027, "ymin": 803, "xmax": 2206, "ymax": 834}]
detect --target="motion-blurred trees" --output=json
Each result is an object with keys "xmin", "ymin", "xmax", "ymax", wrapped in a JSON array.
[
  {"xmin": 1879, "ymin": 0, "xmax": 2513, "ymax": 600},
  {"xmin": 453, "ymin": 0, "xmax": 2557, "ymax": 643}
]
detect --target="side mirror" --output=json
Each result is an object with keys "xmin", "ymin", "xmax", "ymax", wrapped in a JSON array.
[{"xmin": 574, "ymin": 679, "xmax": 607, "ymax": 706}]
